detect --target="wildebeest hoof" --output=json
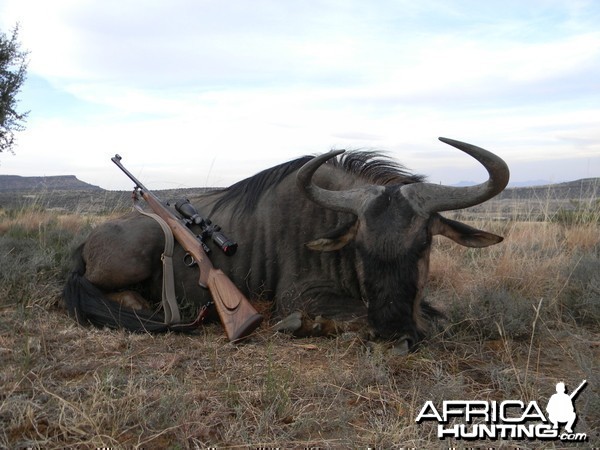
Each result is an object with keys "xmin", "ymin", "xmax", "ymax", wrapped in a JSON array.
[
  {"xmin": 389, "ymin": 339, "xmax": 410, "ymax": 356},
  {"xmin": 365, "ymin": 336, "xmax": 411, "ymax": 357},
  {"xmin": 273, "ymin": 311, "xmax": 304, "ymax": 333}
]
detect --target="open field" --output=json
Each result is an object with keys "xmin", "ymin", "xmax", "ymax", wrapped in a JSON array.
[{"xmin": 0, "ymin": 189, "xmax": 599, "ymax": 448}]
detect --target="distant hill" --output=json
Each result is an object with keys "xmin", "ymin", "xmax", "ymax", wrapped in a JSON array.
[
  {"xmin": 453, "ymin": 178, "xmax": 598, "ymax": 200},
  {"xmin": 496, "ymin": 178, "xmax": 599, "ymax": 200},
  {"xmin": 0, "ymin": 174, "xmax": 596, "ymax": 216},
  {"xmin": 508, "ymin": 180, "xmax": 558, "ymax": 188},
  {"xmin": 456, "ymin": 179, "xmax": 561, "ymax": 188},
  {"xmin": 0, "ymin": 175, "xmax": 103, "ymax": 191}
]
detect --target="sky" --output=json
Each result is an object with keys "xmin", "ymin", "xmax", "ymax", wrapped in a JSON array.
[{"xmin": 0, "ymin": 0, "xmax": 599, "ymax": 190}]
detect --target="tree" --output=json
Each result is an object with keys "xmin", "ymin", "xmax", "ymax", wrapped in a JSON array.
[{"xmin": 0, "ymin": 24, "xmax": 29, "ymax": 154}]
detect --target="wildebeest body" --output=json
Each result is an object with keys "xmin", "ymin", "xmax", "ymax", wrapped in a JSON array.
[{"xmin": 65, "ymin": 139, "xmax": 509, "ymax": 346}]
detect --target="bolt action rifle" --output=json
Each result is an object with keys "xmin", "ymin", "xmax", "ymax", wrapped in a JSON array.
[{"xmin": 111, "ymin": 154, "xmax": 263, "ymax": 342}]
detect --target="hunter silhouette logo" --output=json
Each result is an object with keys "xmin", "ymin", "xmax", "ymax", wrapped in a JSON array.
[
  {"xmin": 546, "ymin": 380, "xmax": 587, "ymax": 434},
  {"xmin": 415, "ymin": 379, "xmax": 589, "ymax": 442}
]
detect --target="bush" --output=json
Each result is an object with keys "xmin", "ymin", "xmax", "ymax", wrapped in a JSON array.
[
  {"xmin": 560, "ymin": 254, "xmax": 600, "ymax": 328},
  {"xmin": 552, "ymin": 199, "xmax": 600, "ymax": 225},
  {"xmin": 444, "ymin": 287, "xmax": 539, "ymax": 341}
]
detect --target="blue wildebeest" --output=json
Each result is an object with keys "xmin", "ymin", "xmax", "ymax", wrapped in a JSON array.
[{"xmin": 64, "ymin": 137, "xmax": 509, "ymax": 348}]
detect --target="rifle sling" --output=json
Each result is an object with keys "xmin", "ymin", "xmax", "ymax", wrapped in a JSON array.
[{"xmin": 133, "ymin": 202, "xmax": 181, "ymax": 325}]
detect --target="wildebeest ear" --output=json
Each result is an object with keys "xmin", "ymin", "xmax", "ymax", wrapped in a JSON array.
[
  {"xmin": 432, "ymin": 215, "xmax": 503, "ymax": 248},
  {"xmin": 305, "ymin": 220, "xmax": 359, "ymax": 252}
]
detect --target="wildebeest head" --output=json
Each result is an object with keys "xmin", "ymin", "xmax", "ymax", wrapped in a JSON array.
[{"xmin": 296, "ymin": 137, "xmax": 510, "ymax": 346}]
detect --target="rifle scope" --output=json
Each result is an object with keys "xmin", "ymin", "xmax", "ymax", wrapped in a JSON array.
[{"xmin": 175, "ymin": 199, "xmax": 238, "ymax": 257}]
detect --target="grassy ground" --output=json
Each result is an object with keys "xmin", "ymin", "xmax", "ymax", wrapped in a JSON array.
[{"xmin": 0, "ymin": 198, "xmax": 598, "ymax": 448}]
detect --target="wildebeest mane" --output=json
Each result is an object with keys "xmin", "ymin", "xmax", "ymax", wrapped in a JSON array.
[
  {"xmin": 211, "ymin": 150, "xmax": 425, "ymax": 215},
  {"xmin": 336, "ymin": 150, "xmax": 425, "ymax": 186}
]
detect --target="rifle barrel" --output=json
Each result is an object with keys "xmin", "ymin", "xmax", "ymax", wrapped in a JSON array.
[{"xmin": 111, "ymin": 154, "xmax": 149, "ymax": 192}]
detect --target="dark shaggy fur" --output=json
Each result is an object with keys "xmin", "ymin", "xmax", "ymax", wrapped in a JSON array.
[{"xmin": 210, "ymin": 151, "xmax": 425, "ymax": 216}]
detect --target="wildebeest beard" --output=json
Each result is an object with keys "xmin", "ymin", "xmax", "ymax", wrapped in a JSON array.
[{"xmin": 358, "ymin": 234, "xmax": 436, "ymax": 346}]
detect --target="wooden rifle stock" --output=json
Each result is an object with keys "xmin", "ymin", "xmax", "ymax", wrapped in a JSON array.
[
  {"xmin": 110, "ymin": 155, "xmax": 262, "ymax": 341},
  {"xmin": 145, "ymin": 193, "xmax": 262, "ymax": 342}
]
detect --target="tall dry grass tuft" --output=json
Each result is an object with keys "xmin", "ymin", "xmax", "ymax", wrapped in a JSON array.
[{"xmin": 431, "ymin": 215, "xmax": 599, "ymax": 337}]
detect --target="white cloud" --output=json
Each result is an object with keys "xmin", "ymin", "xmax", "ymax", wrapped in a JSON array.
[{"xmin": 1, "ymin": 0, "xmax": 599, "ymax": 188}]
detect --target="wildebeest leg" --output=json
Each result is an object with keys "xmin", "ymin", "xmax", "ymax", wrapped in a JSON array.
[
  {"xmin": 273, "ymin": 283, "xmax": 369, "ymax": 337},
  {"xmin": 274, "ymin": 312, "xmax": 413, "ymax": 355},
  {"xmin": 271, "ymin": 281, "xmax": 363, "ymax": 335},
  {"xmin": 106, "ymin": 291, "xmax": 151, "ymax": 310},
  {"xmin": 82, "ymin": 214, "xmax": 164, "ymax": 293},
  {"xmin": 63, "ymin": 214, "xmax": 175, "ymax": 331},
  {"xmin": 273, "ymin": 311, "xmax": 366, "ymax": 337}
]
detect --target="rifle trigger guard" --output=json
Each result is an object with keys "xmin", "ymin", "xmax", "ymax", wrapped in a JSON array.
[{"xmin": 183, "ymin": 253, "xmax": 196, "ymax": 267}]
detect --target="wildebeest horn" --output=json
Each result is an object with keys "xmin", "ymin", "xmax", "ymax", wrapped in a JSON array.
[
  {"xmin": 400, "ymin": 137, "xmax": 510, "ymax": 215},
  {"xmin": 297, "ymin": 139, "xmax": 509, "ymax": 216},
  {"xmin": 296, "ymin": 149, "xmax": 384, "ymax": 215}
]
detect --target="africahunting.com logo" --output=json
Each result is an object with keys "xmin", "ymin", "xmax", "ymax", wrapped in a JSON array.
[{"xmin": 416, "ymin": 379, "xmax": 588, "ymax": 442}]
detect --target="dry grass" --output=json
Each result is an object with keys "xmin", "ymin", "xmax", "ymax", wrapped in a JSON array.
[{"xmin": 1, "ymin": 200, "xmax": 599, "ymax": 448}]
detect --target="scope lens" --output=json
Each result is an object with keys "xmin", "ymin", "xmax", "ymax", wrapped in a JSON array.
[{"xmin": 213, "ymin": 232, "xmax": 238, "ymax": 256}]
